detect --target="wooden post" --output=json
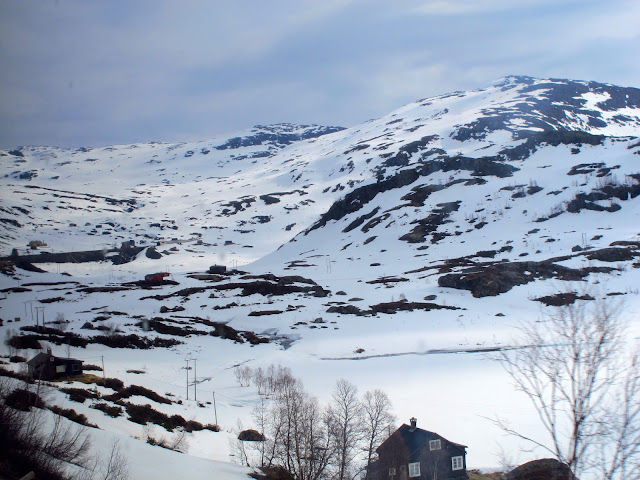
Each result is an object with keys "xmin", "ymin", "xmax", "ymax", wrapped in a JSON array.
[
  {"xmin": 193, "ymin": 358, "xmax": 197, "ymax": 403},
  {"xmin": 185, "ymin": 359, "xmax": 189, "ymax": 400},
  {"xmin": 212, "ymin": 391, "xmax": 218, "ymax": 426}
]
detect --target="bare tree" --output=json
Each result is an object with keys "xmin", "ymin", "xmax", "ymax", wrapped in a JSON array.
[
  {"xmin": 253, "ymin": 368, "xmax": 331, "ymax": 480},
  {"xmin": 234, "ymin": 365, "xmax": 253, "ymax": 387},
  {"xmin": 254, "ymin": 366, "xmax": 266, "ymax": 395},
  {"xmin": 594, "ymin": 354, "xmax": 640, "ymax": 480},
  {"xmin": 0, "ymin": 377, "xmax": 94, "ymax": 480},
  {"xmin": 327, "ymin": 379, "xmax": 364, "ymax": 480},
  {"xmin": 100, "ymin": 439, "xmax": 130, "ymax": 480},
  {"xmin": 497, "ymin": 293, "xmax": 640, "ymax": 479},
  {"xmin": 361, "ymin": 389, "xmax": 395, "ymax": 474},
  {"xmin": 251, "ymin": 396, "xmax": 270, "ymax": 466},
  {"xmin": 230, "ymin": 419, "xmax": 251, "ymax": 467},
  {"xmin": 5, "ymin": 328, "xmax": 18, "ymax": 357}
]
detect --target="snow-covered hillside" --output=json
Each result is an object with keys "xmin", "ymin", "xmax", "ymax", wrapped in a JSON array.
[{"xmin": 1, "ymin": 76, "xmax": 639, "ymax": 479}]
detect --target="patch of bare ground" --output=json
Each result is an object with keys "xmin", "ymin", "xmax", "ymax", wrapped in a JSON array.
[
  {"xmin": 141, "ymin": 274, "xmax": 329, "ymax": 300},
  {"xmin": 186, "ymin": 274, "xmax": 226, "ymax": 281},
  {"xmin": 249, "ymin": 310, "xmax": 284, "ymax": 316},
  {"xmin": 326, "ymin": 300, "xmax": 459, "ymax": 316},
  {"xmin": 17, "ymin": 325, "xmax": 182, "ymax": 349},
  {"xmin": 170, "ymin": 315, "xmax": 271, "ymax": 345},
  {"xmin": 77, "ymin": 285, "xmax": 134, "ymax": 293},
  {"xmin": 438, "ymin": 260, "xmax": 615, "ymax": 297},
  {"xmin": 366, "ymin": 276, "xmax": 409, "ymax": 284},
  {"xmin": 285, "ymin": 260, "xmax": 316, "ymax": 268},
  {"xmin": 22, "ymin": 281, "xmax": 81, "ymax": 287},
  {"xmin": 534, "ymin": 291, "xmax": 595, "ymax": 306}
]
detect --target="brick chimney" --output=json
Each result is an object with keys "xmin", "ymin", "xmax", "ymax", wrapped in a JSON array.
[{"xmin": 410, "ymin": 417, "xmax": 417, "ymax": 431}]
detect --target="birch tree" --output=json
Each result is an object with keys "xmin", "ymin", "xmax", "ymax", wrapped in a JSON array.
[
  {"xmin": 362, "ymin": 389, "xmax": 395, "ymax": 474},
  {"xmin": 498, "ymin": 293, "xmax": 640, "ymax": 480},
  {"xmin": 327, "ymin": 379, "xmax": 364, "ymax": 480}
]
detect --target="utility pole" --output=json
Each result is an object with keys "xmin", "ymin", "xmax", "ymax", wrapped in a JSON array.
[
  {"xmin": 184, "ymin": 359, "xmax": 190, "ymax": 400},
  {"xmin": 23, "ymin": 301, "xmax": 33, "ymax": 326},
  {"xmin": 190, "ymin": 358, "xmax": 197, "ymax": 403},
  {"xmin": 34, "ymin": 306, "xmax": 45, "ymax": 330},
  {"xmin": 212, "ymin": 391, "xmax": 218, "ymax": 426}
]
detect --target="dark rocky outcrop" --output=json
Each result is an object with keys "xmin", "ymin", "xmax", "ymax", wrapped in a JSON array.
[
  {"xmin": 438, "ymin": 260, "xmax": 614, "ymax": 297},
  {"xmin": 238, "ymin": 429, "xmax": 266, "ymax": 441},
  {"xmin": 307, "ymin": 155, "xmax": 517, "ymax": 234},
  {"xmin": 534, "ymin": 292, "xmax": 595, "ymax": 306},
  {"xmin": 399, "ymin": 201, "xmax": 461, "ymax": 244},
  {"xmin": 506, "ymin": 458, "xmax": 576, "ymax": 480},
  {"xmin": 215, "ymin": 124, "xmax": 344, "ymax": 151}
]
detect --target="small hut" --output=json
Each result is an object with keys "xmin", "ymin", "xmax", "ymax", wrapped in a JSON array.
[{"xmin": 27, "ymin": 350, "xmax": 83, "ymax": 381}]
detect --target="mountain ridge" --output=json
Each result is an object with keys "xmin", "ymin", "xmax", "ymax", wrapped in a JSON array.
[{"xmin": 1, "ymin": 75, "xmax": 639, "ymax": 476}]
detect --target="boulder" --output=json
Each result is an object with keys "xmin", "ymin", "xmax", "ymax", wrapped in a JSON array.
[{"xmin": 507, "ymin": 458, "xmax": 576, "ymax": 480}]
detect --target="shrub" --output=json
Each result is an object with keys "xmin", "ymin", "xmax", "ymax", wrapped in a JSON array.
[
  {"xmin": 0, "ymin": 366, "xmax": 32, "ymax": 383},
  {"xmin": 91, "ymin": 333, "xmax": 182, "ymax": 349},
  {"xmin": 8, "ymin": 335, "xmax": 42, "ymax": 350},
  {"xmin": 103, "ymin": 377, "xmax": 124, "ymax": 391},
  {"xmin": 5, "ymin": 388, "xmax": 45, "ymax": 411},
  {"xmin": 82, "ymin": 363, "xmax": 103, "ymax": 371},
  {"xmin": 255, "ymin": 465, "xmax": 296, "ymax": 480},
  {"xmin": 49, "ymin": 405, "xmax": 96, "ymax": 427},
  {"xmin": 104, "ymin": 384, "xmax": 172, "ymax": 405},
  {"xmin": 60, "ymin": 387, "xmax": 99, "ymax": 403},
  {"xmin": 183, "ymin": 420, "xmax": 204, "ymax": 432},
  {"xmin": 91, "ymin": 402, "xmax": 123, "ymax": 418},
  {"xmin": 0, "ymin": 380, "xmax": 93, "ymax": 480},
  {"xmin": 124, "ymin": 403, "xmax": 187, "ymax": 431}
]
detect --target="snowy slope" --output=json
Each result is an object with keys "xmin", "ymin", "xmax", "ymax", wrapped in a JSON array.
[{"xmin": 1, "ymin": 76, "xmax": 640, "ymax": 478}]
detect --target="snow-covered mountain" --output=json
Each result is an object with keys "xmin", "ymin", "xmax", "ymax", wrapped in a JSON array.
[{"xmin": 1, "ymin": 76, "xmax": 640, "ymax": 479}]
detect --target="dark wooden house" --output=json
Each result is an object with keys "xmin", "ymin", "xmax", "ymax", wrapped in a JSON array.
[
  {"xmin": 370, "ymin": 418, "xmax": 467, "ymax": 480},
  {"xmin": 27, "ymin": 351, "xmax": 83, "ymax": 381},
  {"xmin": 208, "ymin": 264, "xmax": 227, "ymax": 274}
]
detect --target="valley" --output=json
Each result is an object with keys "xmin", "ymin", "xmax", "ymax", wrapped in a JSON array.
[{"xmin": 1, "ymin": 76, "xmax": 640, "ymax": 480}]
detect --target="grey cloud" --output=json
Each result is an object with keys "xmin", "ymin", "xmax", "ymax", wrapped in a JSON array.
[{"xmin": 0, "ymin": 0, "xmax": 638, "ymax": 148}]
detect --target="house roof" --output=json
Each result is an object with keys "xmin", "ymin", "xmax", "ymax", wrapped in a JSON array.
[
  {"xmin": 26, "ymin": 351, "xmax": 50, "ymax": 366},
  {"xmin": 377, "ymin": 423, "xmax": 468, "ymax": 455},
  {"xmin": 27, "ymin": 351, "xmax": 83, "ymax": 366}
]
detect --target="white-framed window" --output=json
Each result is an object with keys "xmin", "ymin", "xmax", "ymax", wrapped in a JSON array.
[
  {"xmin": 429, "ymin": 439, "xmax": 441, "ymax": 450},
  {"xmin": 408, "ymin": 462, "xmax": 420, "ymax": 478},
  {"xmin": 389, "ymin": 467, "xmax": 396, "ymax": 476},
  {"xmin": 72, "ymin": 364, "xmax": 80, "ymax": 372},
  {"xmin": 56, "ymin": 365, "xmax": 66, "ymax": 373},
  {"xmin": 452, "ymin": 456, "xmax": 464, "ymax": 471}
]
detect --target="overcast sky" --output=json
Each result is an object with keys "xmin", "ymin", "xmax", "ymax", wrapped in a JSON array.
[{"xmin": 1, "ymin": 0, "xmax": 639, "ymax": 148}]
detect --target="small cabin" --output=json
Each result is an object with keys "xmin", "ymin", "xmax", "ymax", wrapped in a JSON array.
[
  {"xmin": 120, "ymin": 239, "xmax": 136, "ymax": 250},
  {"xmin": 369, "ymin": 418, "xmax": 467, "ymax": 480},
  {"xmin": 27, "ymin": 351, "xmax": 83, "ymax": 381},
  {"xmin": 27, "ymin": 240, "xmax": 47, "ymax": 250},
  {"xmin": 208, "ymin": 265, "xmax": 227, "ymax": 274},
  {"xmin": 144, "ymin": 272, "xmax": 170, "ymax": 283}
]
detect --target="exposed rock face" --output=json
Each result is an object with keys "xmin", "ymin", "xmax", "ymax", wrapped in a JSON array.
[
  {"xmin": 437, "ymin": 260, "xmax": 613, "ymax": 297},
  {"xmin": 238, "ymin": 429, "xmax": 266, "ymax": 441},
  {"xmin": 506, "ymin": 458, "xmax": 576, "ymax": 480},
  {"xmin": 215, "ymin": 123, "xmax": 345, "ymax": 151},
  {"xmin": 145, "ymin": 247, "xmax": 162, "ymax": 259}
]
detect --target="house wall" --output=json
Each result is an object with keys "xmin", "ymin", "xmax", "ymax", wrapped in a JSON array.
[
  {"xmin": 374, "ymin": 430, "xmax": 466, "ymax": 480},
  {"xmin": 416, "ymin": 446, "xmax": 467, "ymax": 479},
  {"xmin": 28, "ymin": 356, "xmax": 83, "ymax": 380}
]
